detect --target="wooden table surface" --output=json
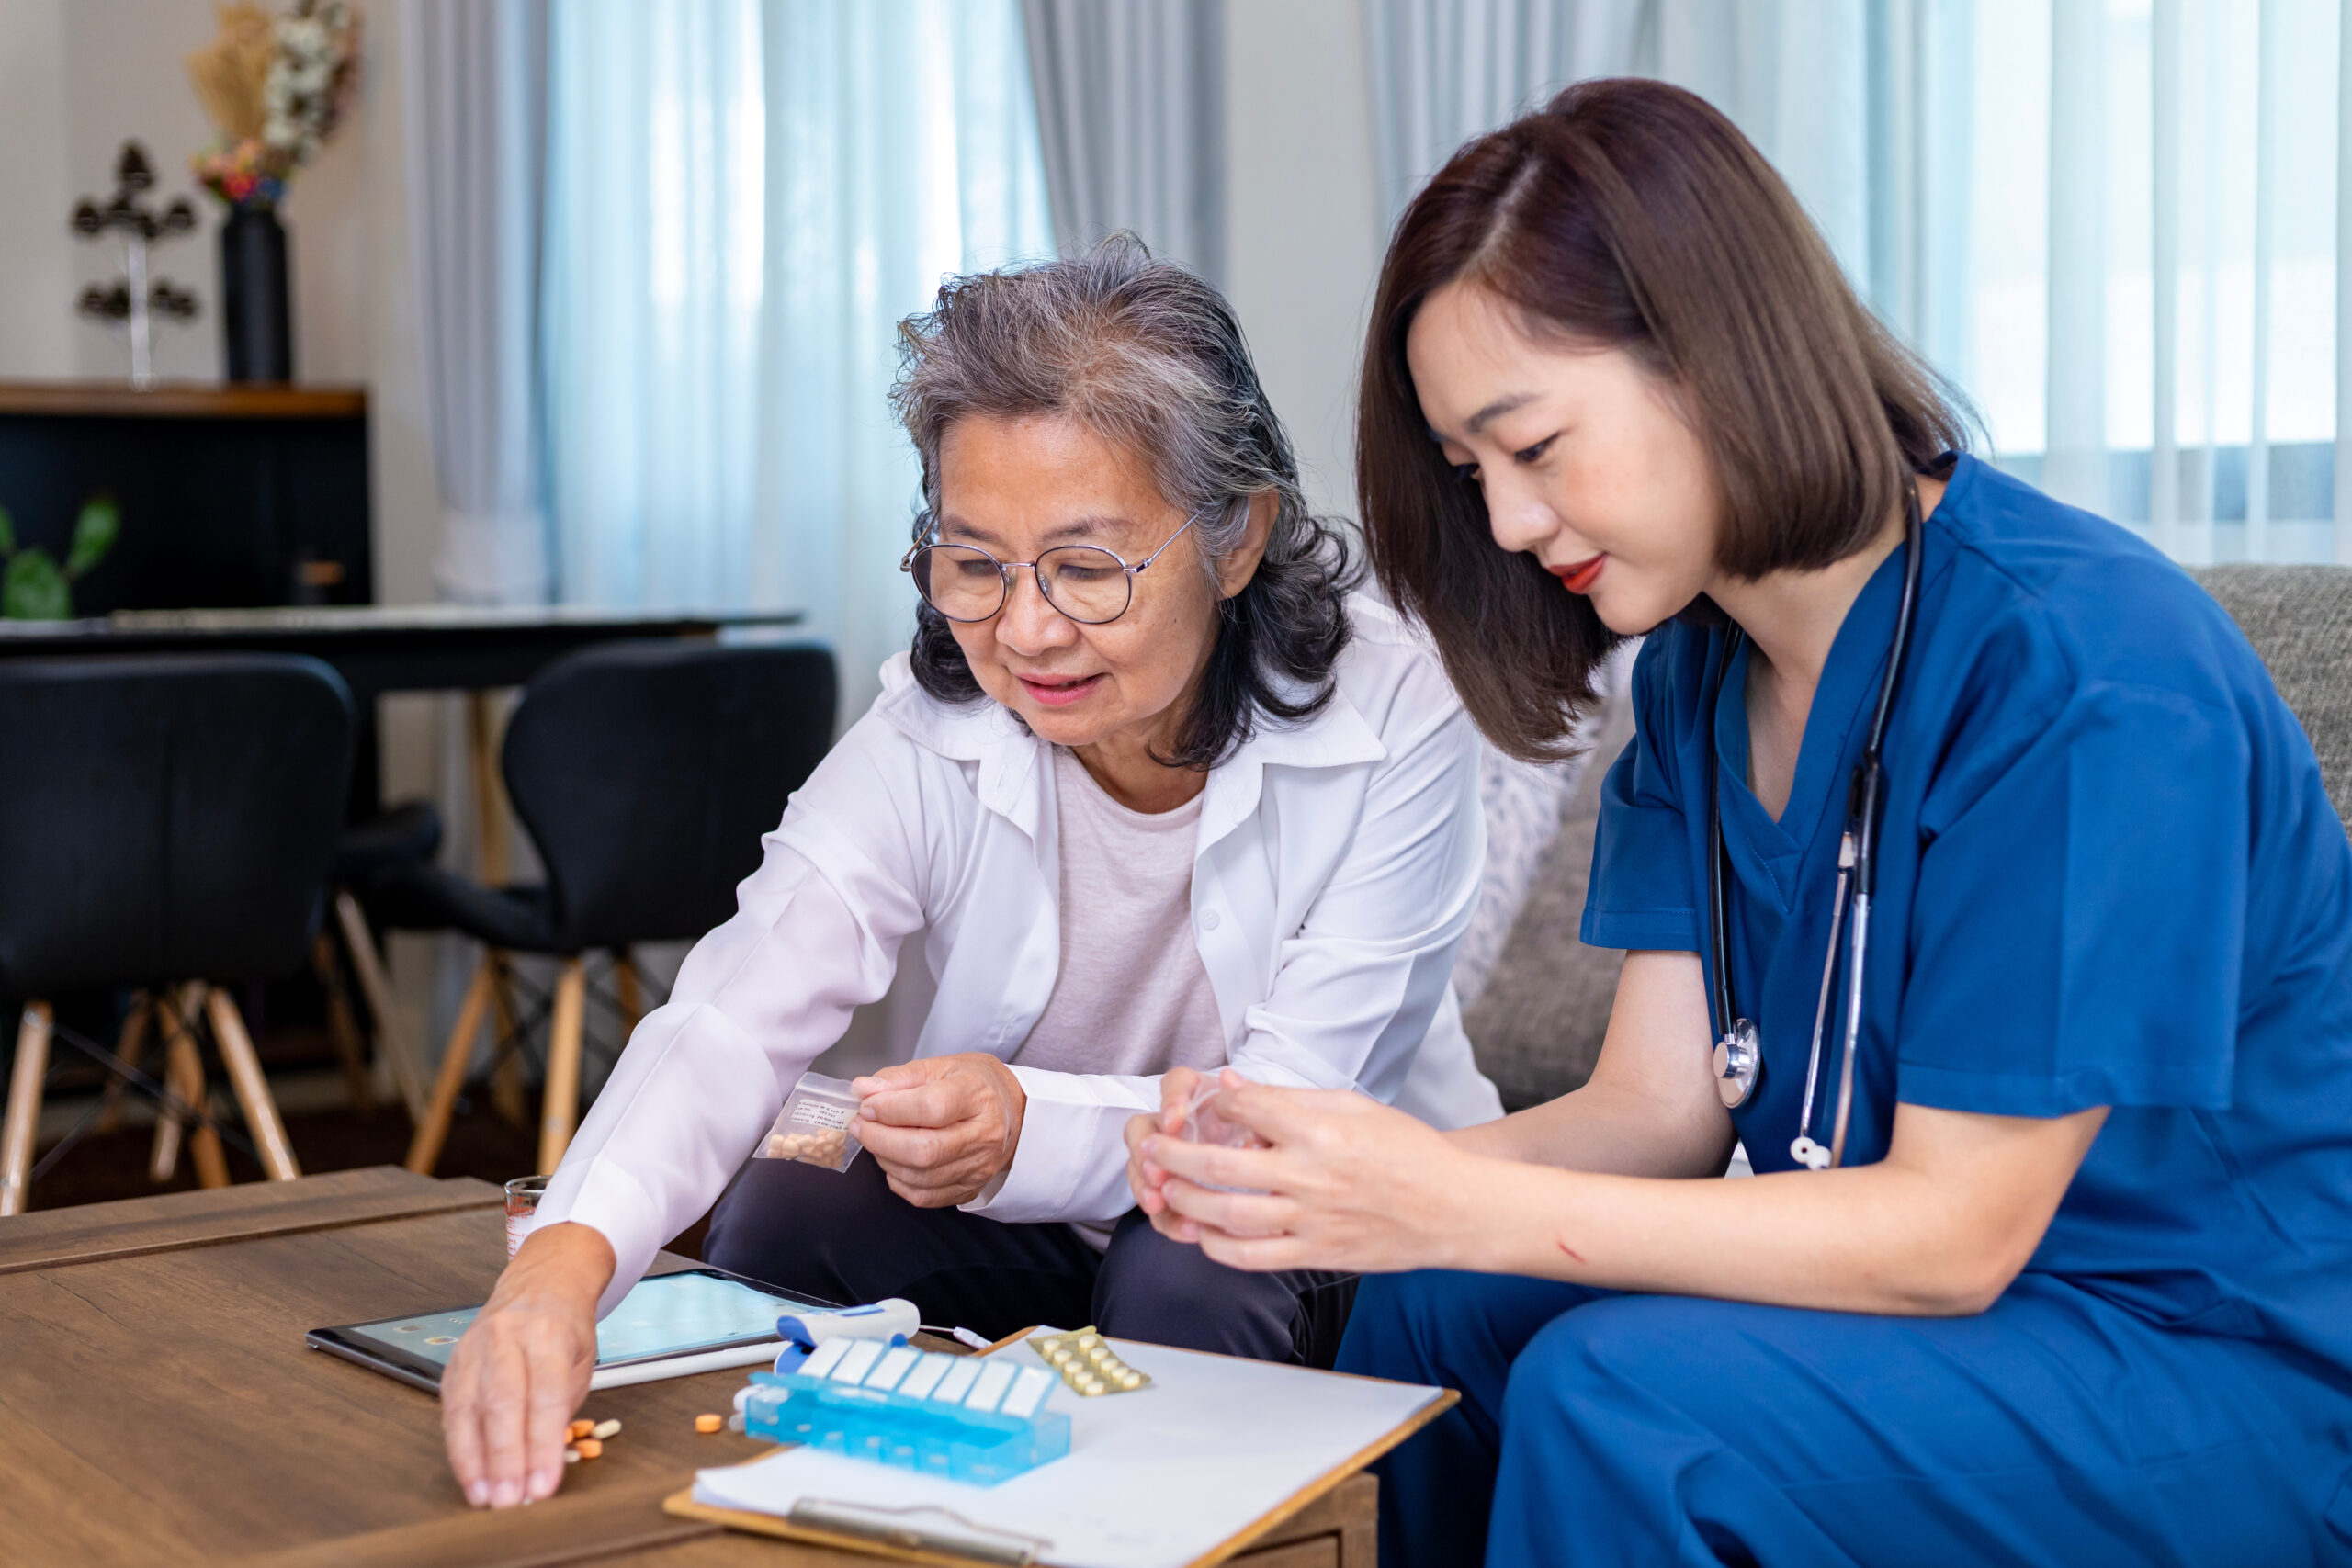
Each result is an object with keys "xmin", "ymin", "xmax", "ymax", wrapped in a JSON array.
[{"xmin": 0, "ymin": 1169, "xmax": 1375, "ymax": 1568}]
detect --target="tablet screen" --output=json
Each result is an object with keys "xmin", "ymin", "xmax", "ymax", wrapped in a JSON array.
[{"xmin": 334, "ymin": 1270, "xmax": 818, "ymax": 1371}]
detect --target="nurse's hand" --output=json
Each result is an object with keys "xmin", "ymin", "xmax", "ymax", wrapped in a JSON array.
[
  {"xmin": 441, "ymin": 1221, "xmax": 612, "ymax": 1509},
  {"xmin": 1139, "ymin": 1081, "xmax": 1479, "ymax": 1274},
  {"xmin": 854, "ymin": 1054, "xmax": 1027, "ymax": 1207}
]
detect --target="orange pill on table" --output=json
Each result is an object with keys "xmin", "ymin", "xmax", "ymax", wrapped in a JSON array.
[
  {"xmin": 571, "ymin": 1438, "xmax": 603, "ymax": 1460},
  {"xmin": 695, "ymin": 1413, "xmax": 724, "ymax": 1434},
  {"xmin": 567, "ymin": 1418, "xmax": 594, "ymax": 1440}
]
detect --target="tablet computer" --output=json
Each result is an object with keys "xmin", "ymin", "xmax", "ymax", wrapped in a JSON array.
[{"xmin": 307, "ymin": 1267, "xmax": 837, "ymax": 1393}]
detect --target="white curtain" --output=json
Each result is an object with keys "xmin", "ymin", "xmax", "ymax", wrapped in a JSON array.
[
  {"xmin": 1645, "ymin": 0, "xmax": 2346, "ymax": 567},
  {"xmin": 1022, "ymin": 0, "xmax": 1226, "ymax": 283},
  {"xmin": 1641, "ymin": 1, "xmax": 1873, "ymax": 286},
  {"xmin": 542, "ymin": 1, "xmax": 765, "ymax": 614},
  {"xmin": 1364, "ymin": 0, "xmax": 1646, "ymax": 233},
  {"xmin": 540, "ymin": 1, "xmax": 1055, "ymax": 718},
  {"xmin": 756, "ymin": 0, "xmax": 1056, "ymax": 719},
  {"xmin": 1923, "ymin": 0, "xmax": 2346, "ymax": 568},
  {"xmin": 402, "ymin": 0, "xmax": 550, "ymax": 605},
  {"xmin": 1367, "ymin": 3, "xmax": 2348, "ymax": 567}
]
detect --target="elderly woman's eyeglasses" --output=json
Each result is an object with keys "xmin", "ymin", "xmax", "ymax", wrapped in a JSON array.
[{"xmin": 900, "ymin": 508, "xmax": 1209, "ymax": 626}]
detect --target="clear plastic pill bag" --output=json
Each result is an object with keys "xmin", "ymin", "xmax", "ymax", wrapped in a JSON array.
[{"xmin": 758, "ymin": 1071, "xmax": 865, "ymax": 1170}]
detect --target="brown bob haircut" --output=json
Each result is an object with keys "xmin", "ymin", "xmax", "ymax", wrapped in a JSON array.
[{"xmin": 1359, "ymin": 77, "xmax": 1969, "ymax": 761}]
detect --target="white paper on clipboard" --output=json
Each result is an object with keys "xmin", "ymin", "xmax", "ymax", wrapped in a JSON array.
[{"xmin": 689, "ymin": 1334, "xmax": 1447, "ymax": 1568}]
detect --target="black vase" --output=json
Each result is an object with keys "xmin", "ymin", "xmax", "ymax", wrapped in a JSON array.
[{"xmin": 220, "ymin": 204, "xmax": 293, "ymax": 383}]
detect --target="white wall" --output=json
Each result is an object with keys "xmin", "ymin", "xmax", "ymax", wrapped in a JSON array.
[
  {"xmin": 0, "ymin": 0, "xmax": 370, "ymax": 385},
  {"xmin": 0, "ymin": 2, "xmax": 440, "ymax": 605},
  {"xmin": 0, "ymin": 0, "xmax": 74, "ymax": 377},
  {"xmin": 1223, "ymin": 0, "xmax": 1384, "ymax": 525}
]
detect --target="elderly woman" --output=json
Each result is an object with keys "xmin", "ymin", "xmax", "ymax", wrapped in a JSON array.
[{"xmin": 441, "ymin": 238, "xmax": 1501, "ymax": 1509}]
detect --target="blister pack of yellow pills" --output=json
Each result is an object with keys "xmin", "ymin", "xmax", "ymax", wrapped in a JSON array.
[{"xmin": 1027, "ymin": 1326, "xmax": 1152, "ymax": 1396}]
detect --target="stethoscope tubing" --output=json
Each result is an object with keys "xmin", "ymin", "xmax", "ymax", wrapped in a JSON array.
[{"xmin": 1707, "ymin": 476, "xmax": 1927, "ymax": 1169}]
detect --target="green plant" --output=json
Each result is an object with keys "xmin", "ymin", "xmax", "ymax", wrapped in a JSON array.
[{"xmin": 0, "ymin": 496, "xmax": 120, "ymax": 620}]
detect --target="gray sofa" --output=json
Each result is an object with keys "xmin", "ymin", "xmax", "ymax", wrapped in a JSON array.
[{"xmin": 1464, "ymin": 562, "xmax": 2352, "ymax": 1112}]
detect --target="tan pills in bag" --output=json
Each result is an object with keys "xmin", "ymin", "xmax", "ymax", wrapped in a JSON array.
[{"xmin": 756, "ymin": 1071, "xmax": 865, "ymax": 1171}]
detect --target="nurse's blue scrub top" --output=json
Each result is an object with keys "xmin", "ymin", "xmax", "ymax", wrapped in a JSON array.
[{"xmin": 1581, "ymin": 454, "xmax": 2352, "ymax": 1376}]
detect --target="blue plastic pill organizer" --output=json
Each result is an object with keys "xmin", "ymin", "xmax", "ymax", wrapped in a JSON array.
[{"xmin": 737, "ymin": 1335, "xmax": 1071, "ymax": 1485}]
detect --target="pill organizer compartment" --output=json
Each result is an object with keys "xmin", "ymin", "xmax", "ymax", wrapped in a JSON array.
[
  {"xmin": 738, "ymin": 1349, "xmax": 1069, "ymax": 1485},
  {"xmin": 757, "ymin": 1072, "xmax": 865, "ymax": 1170}
]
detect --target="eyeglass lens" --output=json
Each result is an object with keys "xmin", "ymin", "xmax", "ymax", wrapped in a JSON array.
[{"xmin": 911, "ymin": 545, "xmax": 1134, "ymax": 625}]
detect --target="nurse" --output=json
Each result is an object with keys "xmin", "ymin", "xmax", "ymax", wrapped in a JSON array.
[{"xmin": 1127, "ymin": 79, "xmax": 2352, "ymax": 1563}]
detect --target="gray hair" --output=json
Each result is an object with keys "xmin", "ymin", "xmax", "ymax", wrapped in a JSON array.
[{"xmin": 890, "ymin": 234, "xmax": 1358, "ymax": 769}]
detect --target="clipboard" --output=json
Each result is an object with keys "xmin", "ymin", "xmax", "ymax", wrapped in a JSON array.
[{"xmin": 661, "ymin": 1328, "xmax": 1458, "ymax": 1568}]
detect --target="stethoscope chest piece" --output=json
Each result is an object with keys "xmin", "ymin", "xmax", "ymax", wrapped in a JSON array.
[{"xmin": 1713, "ymin": 1017, "xmax": 1760, "ymax": 1109}]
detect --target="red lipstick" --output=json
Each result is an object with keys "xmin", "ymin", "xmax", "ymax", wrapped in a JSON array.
[{"xmin": 1551, "ymin": 554, "xmax": 1605, "ymax": 593}]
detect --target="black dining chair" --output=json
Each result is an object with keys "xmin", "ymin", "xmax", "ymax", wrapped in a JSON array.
[
  {"xmin": 376, "ymin": 641, "xmax": 837, "ymax": 1176},
  {"xmin": 0, "ymin": 655, "xmax": 354, "ymax": 1213},
  {"xmin": 309, "ymin": 799, "xmax": 444, "ymax": 1121}
]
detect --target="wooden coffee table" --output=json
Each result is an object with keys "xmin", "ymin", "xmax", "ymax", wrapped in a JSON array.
[{"xmin": 0, "ymin": 1169, "xmax": 1374, "ymax": 1566}]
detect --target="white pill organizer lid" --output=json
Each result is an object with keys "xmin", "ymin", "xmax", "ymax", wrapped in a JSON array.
[
  {"xmin": 830, "ymin": 1339, "xmax": 884, "ymax": 1384},
  {"xmin": 998, "ymin": 1365, "xmax": 1054, "ymax": 1419},
  {"xmin": 963, "ymin": 1360, "xmax": 1017, "ymax": 1412},
  {"xmin": 931, "ymin": 1357, "xmax": 983, "ymax": 1404},
  {"xmin": 895, "ymin": 1353, "xmax": 953, "ymax": 1401},
  {"xmin": 798, "ymin": 1337, "xmax": 852, "ymax": 1380},
  {"xmin": 864, "ymin": 1346, "xmax": 920, "ymax": 1392}
]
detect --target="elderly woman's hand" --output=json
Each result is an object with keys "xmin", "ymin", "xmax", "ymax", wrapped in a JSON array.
[
  {"xmin": 1140, "ymin": 1080, "xmax": 1485, "ymax": 1274},
  {"xmin": 1124, "ymin": 1065, "xmax": 1212, "ymax": 1216},
  {"xmin": 854, "ymin": 1054, "xmax": 1026, "ymax": 1207},
  {"xmin": 441, "ymin": 1221, "xmax": 611, "ymax": 1508}
]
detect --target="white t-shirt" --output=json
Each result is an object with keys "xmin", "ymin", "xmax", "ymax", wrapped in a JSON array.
[{"xmin": 1013, "ymin": 747, "xmax": 1229, "ymax": 1245}]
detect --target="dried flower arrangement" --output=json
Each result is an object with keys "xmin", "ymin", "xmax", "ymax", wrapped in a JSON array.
[{"xmin": 186, "ymin": 1, "xmax": 360, "ymax": 210}]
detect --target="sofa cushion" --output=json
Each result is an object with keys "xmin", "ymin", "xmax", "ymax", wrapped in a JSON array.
[
  {"xmin": 2191, "ymin": 564, "xmax": 2352, "ymax": 834},
  {"xmin": 1464, "ymin": 649, "xmax": 1638, "ymax": 1111}
]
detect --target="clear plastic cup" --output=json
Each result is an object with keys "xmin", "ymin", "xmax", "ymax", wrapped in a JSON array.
[
  {"xmin": 1176, "ymin": 1077, "xmax": 1266, "ymax": 1152},
  {"xmin": 1174, "ymin": 1076, "xmax": 1269, "ymax": 1193},
  {"xmin": 504, "ymin": 1174, "xmax": 550, "ymax": 1260}
]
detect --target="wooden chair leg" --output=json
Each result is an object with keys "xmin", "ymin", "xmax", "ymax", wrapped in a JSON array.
[
  {"xmin": 487, "ymin": 953, "xmax": 528, "ymax": 1128},
  {"xmin": 151, "ymin": 998, "xmax": 188, "ymax": 1183},
  {"xmin": 615, "ymin": 948, "xmax": 642, "ymax": 1037},
  {"xmin": 205, "ymin": 987, "xmax": 300, "ymax": 1181},
  {"xmin": 1, "ymin": 1001, "xmax": 53, "ymax": 1217},
  {"xmin": 537, "ymin": 959, "xmax": 588, "ymax": 1175},
  {"xmin": 311, "ymin": 933, "xmax": 373, "ymax": 1116},
  {"xmin": 405, "ymin": 957, "xmax": 493, "ymax": 1175},
  {"xmin": 154, "ymin": 989, "xmax": 225, "ymax": 1189},
  {"xmin": 94, "ymin": 991, "xmax": 153, "ymax": 1134},
  {"xmin": 334, "ymin": 890, "xmax": 428, "ymax": 1122}
]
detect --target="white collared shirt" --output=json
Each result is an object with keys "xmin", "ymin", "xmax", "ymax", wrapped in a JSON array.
[{"xmin": 537, "ymin": 595, "xmax": 1504, "ymax": 1314}]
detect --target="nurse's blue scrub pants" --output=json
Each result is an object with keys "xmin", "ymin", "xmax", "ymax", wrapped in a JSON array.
[{"xmin": 1340, "ymin": 1269, "xmax": 2352, "ymax": 1566}]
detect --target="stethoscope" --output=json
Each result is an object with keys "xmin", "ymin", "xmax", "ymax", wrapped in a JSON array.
[{"xmin": 1706, "ymin": 481, "xmax": 1925, "ymax": 1170}]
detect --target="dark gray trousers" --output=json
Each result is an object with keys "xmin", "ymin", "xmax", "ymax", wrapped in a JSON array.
[{"xmin": 703, "ymin": 1151, "xmax": 1359, "ymax": 1366}]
